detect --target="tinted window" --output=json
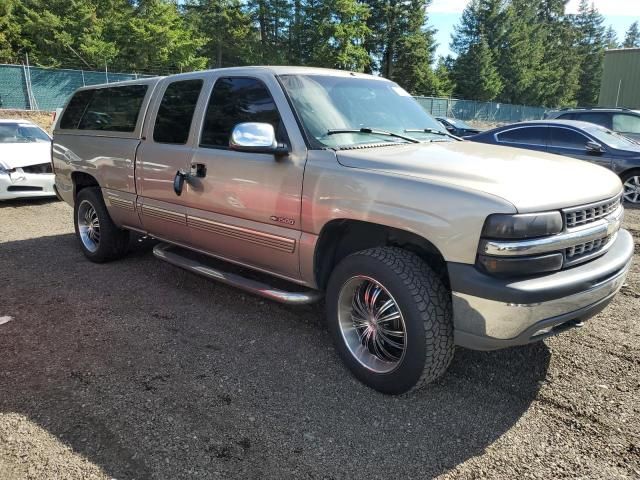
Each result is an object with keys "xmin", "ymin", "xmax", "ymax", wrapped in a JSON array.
[
  {"xmin": 78, "ymin": 85, "xmax": 148, "ymax": 132},
  {"xmin": 550, "ymin": 128, "xmax": 590, "ymax": 149},
  {"xmin": 573, "ymin": 112, "xmax": 611, "ymax": 129},
  {"xmin": 557, "ymin": 113, "xmax": 574, "ymax": 120},
  {"xmin": 613, "ymin": 114, "xmax": 640, "ymax": 134},
  {"xmin": 200, "ymin": 77, "xmax": 284, "ymax": 148},
  {"xmin": 153, "ymin": 79, "xmax": 203, "ymax": 144},
  {"xmin": 497, "ymin": 127, "xmax": 547, "ymax": 145},
  {"xmin": 60, "ymin": 89, "xmax": 94, "ymax": 129}
]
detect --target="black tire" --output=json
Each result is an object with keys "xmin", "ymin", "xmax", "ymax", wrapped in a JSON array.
[
  {"xmin": 621, "ymin": 170, "xmax": 640, "ymax": 205},
  {"xmin": 74, "ymin": 187, "xmax": 129, "ymax": 263},
  {"xmin": 326, "ymin": 247, "xmax": 454, "ymax": 395}
]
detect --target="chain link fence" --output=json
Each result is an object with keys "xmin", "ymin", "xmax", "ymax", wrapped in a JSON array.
[
  {"xmin": 414, "ymin": 96, "xmax": 549, "ymax": 123},
  {"xmin": 0, "ymin": 64, "xmax": 153, "ymax": 111},
  {"xmin": 1, "ymin": 64, "xmax": 549, "ymax": 123}
]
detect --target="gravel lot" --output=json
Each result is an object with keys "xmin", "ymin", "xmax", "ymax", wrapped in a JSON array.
[{"xmin": 0, "ymin": 199, "xmax": 638, "ymax": 479}]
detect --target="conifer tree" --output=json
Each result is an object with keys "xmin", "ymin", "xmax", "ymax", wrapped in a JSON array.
[{"xmin": 623, "ymin": 22, "xmax": 640, "ymax": 48}]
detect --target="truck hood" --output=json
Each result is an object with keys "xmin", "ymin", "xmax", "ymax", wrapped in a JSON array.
[
  {"xmin": 0, "ymin": 142, "xmax": 52, "ymax": 169},
  {"xmin": 336, "ymin": 141, "xmax": 622, "ymax": 212}
]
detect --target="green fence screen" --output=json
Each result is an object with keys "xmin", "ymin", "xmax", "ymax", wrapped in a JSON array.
[
  {"xmin": 1, "ymin": 64, "xmax": 548, "ymax": 123},
  {"xmin": 414, "ymin": 96, "xmax": 548, "ymax": 123},
  {"xmin": 0, "ymin": 64, "xmax": 150, "ymax": 111}
]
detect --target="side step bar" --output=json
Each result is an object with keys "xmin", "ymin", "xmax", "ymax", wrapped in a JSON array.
[{"xmin": 153, "ymin": 243, "xmax": 323, "ymax": 305}]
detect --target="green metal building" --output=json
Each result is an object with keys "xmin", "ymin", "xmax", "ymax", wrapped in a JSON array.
[{"xmin": 599, "ymin": 48, "xmax": 640, "ymax": 109}]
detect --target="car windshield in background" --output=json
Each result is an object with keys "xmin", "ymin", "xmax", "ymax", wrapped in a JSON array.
[
  {"xmin": 278, "ymin": 74, "xmax": 449, "ymax": 148},
  {"xmin": 449, "ymin": 118, "xmax": 473, "ymax": 129},
  {"xmin": 0, "ymin": 124, "xmax": 50, "ymax": 143},
  {"xmin": 584, "ymin": 125, "xmax": 640, "ymax": 151}
]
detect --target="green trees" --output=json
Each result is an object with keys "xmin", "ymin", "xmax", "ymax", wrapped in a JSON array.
[
  {"xmin": 452, "ymin": 37, "xmax": 502, "ymax": 101},
  {"xmin": 572, "ymin": 0, "xmax": 606, "ymax": 106},
  {"xmin": 448, "ymin": 0, "xmax": 618, "ymax": 107},
  {"xmin": 184, "ymin": 1, "xmax": 254, "ymax": 68},
  {"xmin": 0, "ymin": 0, "xmax": 630, "ymax": 107},
  {"xmin": 605, "ymin": 26, "xmax": 619, "ymax": 49},
  {"xmin": 0, "ymin": 0, "xmax": 207, "ymax": 72},
  {"xmin": 623, "ymin": 22, "xmax": 640, "ymax": 48}
]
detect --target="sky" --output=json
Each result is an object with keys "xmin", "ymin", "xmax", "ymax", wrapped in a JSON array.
[{"xmin": 429, "ymin": 0, "xmax": 640, "ymax": 59}]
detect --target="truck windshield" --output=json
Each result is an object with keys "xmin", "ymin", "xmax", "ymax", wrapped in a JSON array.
[{"xmin": 278, "ymin": 74, "xmax": 450, "ymax": 148}]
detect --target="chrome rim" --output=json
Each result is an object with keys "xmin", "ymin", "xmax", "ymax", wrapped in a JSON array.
[
  {"xmin": 337, "ymin": 276, "xmax": 407, "ymax": 374},
  {"xmin": 624, "ymin": 176, "xmax": 640, "ymax": 204},
  {"xmin": 77, "ymin": 200, "xmax": 100, "ymax": 253}
]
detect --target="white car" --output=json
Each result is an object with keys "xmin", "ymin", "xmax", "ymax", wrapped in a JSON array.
[{"xmin": 0, "ymin": 119, "xmax": 56, "ymax": 201}]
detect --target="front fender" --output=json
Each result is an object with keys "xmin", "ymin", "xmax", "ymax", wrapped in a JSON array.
[{"xmin": 301, "ymin": 150, "xmax": 517, "ymax": 265}]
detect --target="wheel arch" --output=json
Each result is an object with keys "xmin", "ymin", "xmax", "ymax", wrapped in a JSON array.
[
  {"xmin": 314, "ymin": 219, "xmax": 449, "ymax": 291},
  {"xmin": 620, "ymin": 167, "xmax": 640, "ymax": 179},
  {"xmin": 71, "ymin": 171, "xmax": 100, "ymax": 201}
]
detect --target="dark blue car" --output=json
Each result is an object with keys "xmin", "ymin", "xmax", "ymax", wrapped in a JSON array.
[{"xmin": 467, "ymin": 120, "xmax": 640, "ymax": 204}]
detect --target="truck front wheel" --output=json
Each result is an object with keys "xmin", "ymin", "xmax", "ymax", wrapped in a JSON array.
[
  {"xmin": 74, "ymin": 187, "xmax": 129, "ymax": 263},
  {"xmin": 326, "ymin": 247, "xmax": 454, "ymax": 395}
]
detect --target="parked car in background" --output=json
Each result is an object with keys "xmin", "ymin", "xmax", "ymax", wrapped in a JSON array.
[
  {"xmin": 467, "ymin": 120, "xmax": 640, "ymax": 204},
  {"xmin": 0, "ymin": 119, "xmax": 55, "ymax": 201},
  {"xmin": 435, "ymin": 117, "xmax": 481, "ymax": 137},
  {"xmin": 546, "ymin": 108, "xmax": 640, "ymax": 142},
  {"xmin": 53, "ymin": 68, "xmax": 633, "ymax": 394}
]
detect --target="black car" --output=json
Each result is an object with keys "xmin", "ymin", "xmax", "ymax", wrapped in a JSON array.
[
  {"xmin": 467, "ymin": 120, "xmax": 640, "ymax": 204},
  {"xmin": 545, "ymin": 108, "xmax": 640, "ymax": 142},
  {"xmin": 435, "ymin": 117, "xmax": 481, "ymax": 137}
]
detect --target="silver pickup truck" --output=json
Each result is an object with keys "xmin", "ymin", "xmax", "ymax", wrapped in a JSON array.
[{"xmin": 53, "ymin": 67, "xmax": 634, "ymax": 394}]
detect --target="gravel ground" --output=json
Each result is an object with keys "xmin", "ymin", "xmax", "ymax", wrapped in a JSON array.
[{"xmin": 0, "ymin": 199, "xmax": 638, "ymax": 480}]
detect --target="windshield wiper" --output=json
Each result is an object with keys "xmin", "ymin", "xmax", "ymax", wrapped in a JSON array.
[
  {"xmin": 405, "ymin": 128, "xmax": 462, "ymax": 140},
  {"xmin": 327, "ymin": 128, "xmax": 421, "ymax": 144}
]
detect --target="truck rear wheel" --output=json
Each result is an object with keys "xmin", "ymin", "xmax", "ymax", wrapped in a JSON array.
[
  {"xmin": 74, "ymin": 187, "xmax": 129, "ymax": 263},
  {"xmin": 326, "ymin": 247, "xmax": 454, "ymax": 395}
]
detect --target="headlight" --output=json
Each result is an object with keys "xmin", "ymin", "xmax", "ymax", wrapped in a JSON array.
[
  {"xmin": 478, "ymin": 211, "xmax": 564, "ymax": 277},
  {"xmin": 482, "ymin": 212, "xmax": 563, "ymax": 239}
]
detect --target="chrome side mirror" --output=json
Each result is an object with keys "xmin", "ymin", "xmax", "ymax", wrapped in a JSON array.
[{"xmin": 229, "ymin": 122, "xmax": 288, "ymax": 156}]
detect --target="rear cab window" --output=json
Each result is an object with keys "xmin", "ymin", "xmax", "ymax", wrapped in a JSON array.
[{"xmin": 57, "ymin": 82, "xmax": 153, "ymax": 137}]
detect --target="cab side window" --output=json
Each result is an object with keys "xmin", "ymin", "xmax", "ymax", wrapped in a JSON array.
[
  {"xmin": 78, "ymin": 85, "xmax": 148, "ymax": 132},
  {"xmin": 153, "ymin": 79, "xmax": 203, "ymax": 144},
  {"xmin": 60, "ymin": 89, "xmax": 94, "ymax": 129},
  {"xmin": 200, "ymin": 77, "xmax": 285, "ymax": 148}
]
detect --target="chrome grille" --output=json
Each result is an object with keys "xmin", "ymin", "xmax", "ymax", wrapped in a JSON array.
[
  {"xmin": 564, "ymin": 195, "xmax": 622, "ymax": 229},
  {"xmin": 566, "ymin": 234, "xmax": 613, "ymax": 260}
]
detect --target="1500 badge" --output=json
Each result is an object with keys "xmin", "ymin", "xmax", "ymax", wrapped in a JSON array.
[{"xmin": 270, "ymin": 215, "xmax": 295, "ymax": 225}]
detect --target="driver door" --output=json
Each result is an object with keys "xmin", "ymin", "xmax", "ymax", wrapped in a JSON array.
[{"xmin": 177, "ymin": 74, "xmax": 307, "ymax": 281}]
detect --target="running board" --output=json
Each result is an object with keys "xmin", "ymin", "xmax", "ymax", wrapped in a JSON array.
[{"xmin": 153, "ymin": 243, "xmax": 323, "ymax": 305}]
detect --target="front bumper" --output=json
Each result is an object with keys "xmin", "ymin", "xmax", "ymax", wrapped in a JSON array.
[
  {"xmin": 0, "ymin": 172, "xmax": 56, "ymax": 200},
  {"xmin": 448, "ymin": 229, "xmax": 634, "ymax": 350}
]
